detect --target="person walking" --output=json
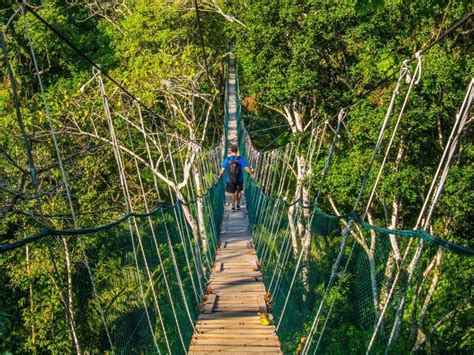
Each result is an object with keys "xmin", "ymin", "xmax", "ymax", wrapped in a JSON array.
[{"xmin": 217, "ymin": 144, "xmax": 252, "ymax": 211}]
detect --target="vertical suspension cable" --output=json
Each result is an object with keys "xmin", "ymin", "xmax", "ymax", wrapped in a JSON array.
[
  {"xmin": 161, "ymin": 126, "xmax": 204, "ymax": 300},
  {"xmin": 96, "ymin": 70, "xmax": 166, "ymax": 353},
  {"xmin": 375, "ymin": 78, "xmax": 473, "ymax": 354},
  {"xmin": 23, "ymin": 13, "xmax": 114, "ymax": 350},
  {"xmin": 124, "ymin": 102, "xmax": 187, "ymax": 353},
  {"xmin": 154, "ymin": 126, "xmax": 199, "ymax": 329},
  {"xmin": 352, "ymin": 61, "xmax": 411, "ymax": 213},
  {"xmin": 0, "ymin": 28, "xmax": 40, "ymax": 203}
]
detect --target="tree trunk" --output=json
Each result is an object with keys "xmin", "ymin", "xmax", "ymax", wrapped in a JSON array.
[
  {"xmin": 379, "ymin": 251, "xmax": 396, "ymax": 311},
  {"xmin": 367, "ymin": 213, "xmax": 380, "ymax": 319},
  {"xmin": 387, "ymin": 240, "xmax": 425, "ymax": 348},
  {"xmin": 26, "ymin": 245, "xmax": 36, "ymax": 351},
  {"xmin": 288, "ymin": 203, "xmax": 299, "ymax": 255},
  {"xmin": 61, "ymin": 237, "xmax": 81, "ymax": 355},
  {"xmin": 193, "ymin": 166, "xmax": 208, "ymax": 253},
  {"xmin": 388, "ymin": 197, "xmax": 401, "ymax": 264},
  {"xmin": 387, "ymin": 144, "xmax": 404, "ymax": 264},
  {"xmin": 299, "ymin": 155, "xmax": 311, "ymax": 239},
  {"xmin": 283, "ymin": 105, "xmax": 312, "ymax": 281},
  {"xmin": 412, "ymin": 249, "xmax": 444, "ymax": 351},
  {"xmin": 368, "ymin": 252, "xmax": 380, "ymax": 319},
  {"xmin": 177, "ymin": 189, "xmax": 204, "ymax": 283}
]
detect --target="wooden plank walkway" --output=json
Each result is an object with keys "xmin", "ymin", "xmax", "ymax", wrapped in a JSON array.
[{"xmin": 188, "ymin": 59, "xmax": 282, "ymax": 354}]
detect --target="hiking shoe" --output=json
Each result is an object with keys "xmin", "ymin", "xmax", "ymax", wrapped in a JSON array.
[
  {"xmin": 236, "ymin": 205, "xmax": 241, "ymax": 210},
  {"xmin": 231, "ymin": 207, "xmax": 236, "ymax": 211}
]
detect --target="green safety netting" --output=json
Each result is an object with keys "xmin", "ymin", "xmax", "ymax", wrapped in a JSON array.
[
  {"xmin": 231, "ymin": 57, "xmax": 473, "ymax": 353},
  {"xmin": 243, "ymin": 174, "xmax": 473, "ymax": 353},
  {"xmin": 1, "ymin": 178, "xmax": 225, "ymax": 353},
  {"xmin": 0, "ymin": 57, "xmax": 239, "ymax": 354},
  {"xmin": 2, "ymin": 55, "xmax": 472, "ymax": 354}
]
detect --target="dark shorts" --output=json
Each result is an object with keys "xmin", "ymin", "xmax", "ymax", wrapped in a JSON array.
[{"xmin": 226, "ymin": 181, "xmax": 243, "ymax": 193}]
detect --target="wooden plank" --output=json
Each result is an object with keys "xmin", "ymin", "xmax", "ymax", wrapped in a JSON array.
[
  {"xmin": 211, "ymin": 271, "xmax": 262, "ymax": 277},
  {"xmin": 215, "ymin": 299, "xmax": 260, "ymax": 305},
  {"xmin": 258, "ymin": 294, "xmax": 268, "ymax": 314},
  {"xmin": 196, "ymin": 320, "xmax": 262, "ymax": 326},
  {"xmin": 214, "ymin": 307, "xmax": 260, "ymax": 313},
  {"xmin": 220, "ymin": 236, "xmax": 251, "ymax": 241},
  {"xmin": 209, "ymin": 282, "xmax": 264, "ymax": 288},
  {"xmin": 212, "ymin": 299, "xmax": 260, "ymax": 305},
  {"xmin": 196, "ymin": 326, "xmax": 275, "ymax": 333},
  {"xmin": 210, "ymin": 286, "xmax": 265, "ymax": 293},
  {"xmin": 216, "ymin": 258, "xmax": 256, "ymax": 264},
  {"xmin": 217, "ymin": 250, "xmax": 254, "ymax": 254},
  {"xmin": 216, "ymin": 252, "xmax": 255, "ymax": 256},
  {"xmin": 196, "ymin": 327, "xmax": 275, "ymax": 332},
  {"xmin": 190, "ymin": 339, "xmax": 280, "ymax": 347},
  {"xmin": 216, "ymin": 255, "xmax": 255, "ymax": 259},
  {"xmin": 212, "ymin": 291, "xmax": 265, "ymax": 296},
  {"xmin": 198, "ymin": 311, "xmax": 260, "ymax": 319},
  {"xmin": 211, "ymin": 271, "xmax": 261, "ymax": 276},
  {"xmin": 213, "ymin": 262, "xmax": 222, "ymax": 272},
  {"xmin": 196, "ymin": 317, "xmax": 263, "ymax": 323},
  {"xmin": 190, "ymin": 351, "xmax": 281, "ymax": 355},
  {"xmin": 210, "ymin": 277, "xmax": 262, "ymax": 283},
  {"xmin": 212, "ymin": 276, "xmax": 262, "ymax": 280},
  {"xmin": 219, "ymin": 266, "xmax": 255, "ymax": 270},
  {"xmin": 188, "ymin": 161, "xmax": 281, "ymax": 354},
  {"xmin": 214, "ymin": 304, "xmax": 260, "ymax": 309},
  {"xmin": 219, "ymin": 266, "xmax": 255, "ymax": 271},
  {"xmin": 251, "ymin": 260, "xmax": 259, "ymax": 271},
  {"xmin": 202, "ymin": 294, "xmax": 217, "ymax": 314},
  {"xmin": 206, "ymin": 294, "xmax": 262, "ymax": 300},
  {"xmin": 209, "ymin": 279, "xmax": 262, "ymax": 286},
  {"xmin": 207, "ymin": 291, "xmax": 260, "ymax": 296},
  {"xmin": 210, "ymin": 286, "xmax": 263, "ymax": 292},
  {"xmin": 192, "ymin": 334, "xmax": 279, "ymax": 340},
  {"xmin": 189, "ymin": 345, "xmax": 281, "ymax": 353}
]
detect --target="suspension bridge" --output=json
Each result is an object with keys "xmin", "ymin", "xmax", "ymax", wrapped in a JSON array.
[
  {"xmin": 188, "ymin": 59, "xmax": 282, "ymax": 353},
  {"xmin": 1, "ymin": 3, "xmax": 473, "ymax": 354}
]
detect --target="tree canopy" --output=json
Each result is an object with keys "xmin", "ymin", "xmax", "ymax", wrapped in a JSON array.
[{"xmin": 0, "ymin": 0, "xmax": 472, "ymax": 353}]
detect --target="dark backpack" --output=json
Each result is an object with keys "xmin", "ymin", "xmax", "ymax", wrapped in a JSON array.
[{"xmin": 228, "ymin": 156, "xmax": 241, "ymax": 183}]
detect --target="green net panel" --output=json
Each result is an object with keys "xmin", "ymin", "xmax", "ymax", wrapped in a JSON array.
[
  {"xmin": 244, "ymin": 180, "xmax": 473, "ymax": 353},
  {"xmin": 233, "ymin": 59, "xmax": 473, "ymax": 353},
  {"xmin": 0, "ymin": 179, "xmax": 225, "ymax": 354}
]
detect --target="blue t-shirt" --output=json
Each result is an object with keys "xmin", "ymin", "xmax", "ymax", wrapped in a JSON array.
[{"xmin": 221, "ymin": 155, "xmax": 249, "ymax": 183}]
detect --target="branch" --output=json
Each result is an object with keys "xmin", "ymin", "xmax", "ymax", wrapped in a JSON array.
[
  {"xmin": 328, "ymin": 195, "xmax": 369, "ymax": 253},
  {"xmin": 0, "ymin": 146, "xmax": 28, "ymax": 174},
  {"xmin": 68, "ymin": 129, "xmax": 176, "ymax": 189},
  {"xmin": 198, "ymin": 1, "xmax": 247, "ymax": 28}
]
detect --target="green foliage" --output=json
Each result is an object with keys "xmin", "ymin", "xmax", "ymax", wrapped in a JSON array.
[
  {"xmin": 0, "ymin": 0, "xmax": 230, "ymax": 352},
  {"xmin": 232, "ymin": 0, "xmax": 472, "ymax": 352},
  {"xmin": 1, "ymin": 0, "xmax": 472, "ymax": 353}
]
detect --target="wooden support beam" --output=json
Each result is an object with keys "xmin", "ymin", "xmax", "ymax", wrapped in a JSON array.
[
  {"xmin": 213, "ymin": 262, "xmax": 222, "ymax": 272},
  {"xmin": 251, "ymin": 260, "xmax": 259, "ymax": 271},
  {"xmin": 258, "ymin": 294, "xmax": 267, "ymax": 314},
  {"xmin": 203, "ymin": 294, "xmax": 217, "ymax": 314}
]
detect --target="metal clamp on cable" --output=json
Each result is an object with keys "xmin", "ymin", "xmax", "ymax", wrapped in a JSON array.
[
  {"xmin": 413, "ymin": 50, "xmax": 423, "ymax": 85},
  {"xmin": 341, "ymin": 218, "xmax": 354, "ymax": 238}
]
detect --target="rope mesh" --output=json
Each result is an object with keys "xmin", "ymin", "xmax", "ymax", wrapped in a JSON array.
[
  {"xmin": 234, "ymin": 60, "xmax": 473, "ymax": 353},
  {"xmin": 1, "ymin": 179, "xmax": 225, "ymax": 353}
]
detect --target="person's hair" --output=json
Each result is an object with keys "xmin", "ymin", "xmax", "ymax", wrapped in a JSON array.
[{"xmin": 230, "ymin": 145, "xmax": 238, "ymax": 153}]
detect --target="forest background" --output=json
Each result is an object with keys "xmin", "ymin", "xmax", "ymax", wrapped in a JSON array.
[{"xmin": 0, "ymin": 0, "xmax": 472, "ymax": 353}]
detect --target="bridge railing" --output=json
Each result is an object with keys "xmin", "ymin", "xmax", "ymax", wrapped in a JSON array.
[
  {"xmin": 234, "ymin": 56, "xmax": 473, "ymax": 353},
  {"xmin": 0, "ymin": 144, "xmax": 226, "ymax": 354}
]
